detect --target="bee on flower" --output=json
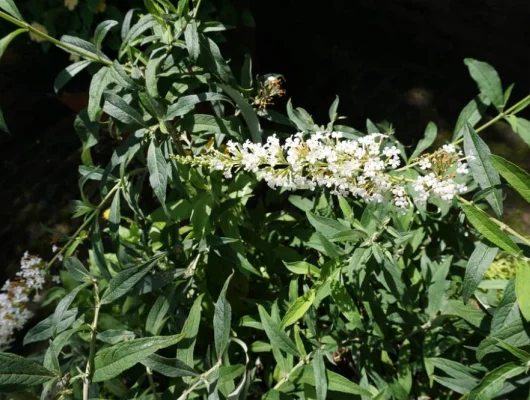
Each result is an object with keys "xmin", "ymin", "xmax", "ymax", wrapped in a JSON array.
[{"xmin": 29, "ymin": 22, "xmax": 48, "ymax": 43}]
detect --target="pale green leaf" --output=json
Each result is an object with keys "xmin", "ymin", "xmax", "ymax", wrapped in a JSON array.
[
  {"xmin": 165, "ymin": 92, "xmax": 231, "ymax": 120},
  {"xmin": 214, "ymin": 272, "xmax": 234, "ymax": 359},
  {"xmin": 54, "ymin": 60, "xmax": 92, "ymax": 93},
  {"xmin": 462, "ymin": 204, "xmax": 519, "ymax": 254},
  {"xmin": 94, "ymin": 20, "xmax": 118, "ymax": 54},
  {"xmin": 88, "ymin": 66, "xmax": 113, "ymax": 121},
  {"xmin": 313, "ymin": 350, "xmax": 328, "ymax": 400},
  {"xmin": 147, "ymin": 139, "xmax": 168, "ymax": 213},
  {"xmin": 516, "ymin": 263, "xmax": 530, "ymax": 321},
  {"xmin": 220, "ymin": 84, "xmax": 262, "ymax": 143},
  {"xmin": 453, "ymin": 95, "xmax": 491, "ymax": 141},
  {"xmin": 464, "ymin": 58, "xmax": 504, "ymax": 111},
  {"xmin": 184, "ymin": 20, "xmax": 199, "ymax": 61},
  {"xmin": 490, "ymin": 154, "xmax": 530, "ymax": 204},
  {"xmin": 468, "ymin": 362, "xmax": 525, "ymax": 400},
  {"xmin": 0, "ymin": 28, "xmax": 27, "ymax": 61},
  {"xmin": 463, "ymin": 123, "xmax": 503, "ymax": 217},
  {"xmin": 281, "ymin": 289, "xmax": 315, "ymax": 328},
  {"xmin": 283, "ymin": 261, "xmax": 320, "ymax": 277},
  {"xmin": 330, "ymin": 280, "xmax": 363, "ymax": 327},
  {"xmin": 0, "ymin": 0, "xmax": 23, "ymax": 20}
]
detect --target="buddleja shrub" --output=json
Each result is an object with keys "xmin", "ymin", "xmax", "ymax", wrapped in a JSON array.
[{"xmin": 2, "ymin": 0, "xmax": 530, "ymax": 399}]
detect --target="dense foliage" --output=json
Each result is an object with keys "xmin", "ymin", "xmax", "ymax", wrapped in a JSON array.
[{"xmin": 2, "ymin": 1, "xmax": 530, "ymax": 399}]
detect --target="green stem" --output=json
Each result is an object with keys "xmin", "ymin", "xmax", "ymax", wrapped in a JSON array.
[
  {"xmin": 273, "ymin": 352, "xmax": 313, "ymax": 390},
  {"xmin": 193, "ymin": 0, "xmax": 204, "ymax": 18},
  {"xmin": 457, "ymin": 195, "xmax": 530, "ymax": 248},
  {"xmin": 146, "ymin": 367, "xmax": 160, "ymax": 399},
  {"xmin": 0, "ymin": 11, "xmax": 112, "ymax": 66},
  {"xmin": 47, "ymin": 183, "xmax": 120, "ymax": 269},
  {"xmin": 83, "ymin": 281, "xmax": 101, "ymax": 400},
  {"xmin": 177, "ymin": 360, "xmax": 221, "ymax": 400},
  {"xmin": 398, "ymin": 92, "xmax": 530, "ymax": 172}
]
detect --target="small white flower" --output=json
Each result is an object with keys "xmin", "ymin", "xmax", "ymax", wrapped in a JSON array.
[
  {"xmin": 457, "ymin": 162, "xmax": 469, "ymax": 175},
  {"xmin": 419, "ymin": 158, "xmax": 432, "ymax": 170},
  {"xmin": 442, "ymin": 144, "xmax": 456, "ymax": 154},
  {"xmin": 52, "ymin": 275, "xmax": 61, "ymax": 284},
  {"xmin": 52, "ymin": 245, "xmax": 58, "ymax": 253}
]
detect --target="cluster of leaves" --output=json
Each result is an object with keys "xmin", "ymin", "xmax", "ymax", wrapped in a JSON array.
[{"xmin": 2, "ymin": 0, "xmax": 530, "ymax": 399}]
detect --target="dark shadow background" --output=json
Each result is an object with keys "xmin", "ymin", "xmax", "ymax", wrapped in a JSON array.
[{"xmin": 2, "ymin": 0, "xmax": 530, "ymax": 273}]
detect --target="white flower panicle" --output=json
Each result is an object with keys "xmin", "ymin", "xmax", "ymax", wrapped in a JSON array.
[
  {"xmin": 178, "ymin": 131, "xmax": 469, "ymax": 212},
  {"xmin": 0, "ymin": 252, "xmax": 49, "ymax": 351}
]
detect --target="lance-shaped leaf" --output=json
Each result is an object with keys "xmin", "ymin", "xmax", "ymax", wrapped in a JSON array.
[
  {"xmin": 468, "ymin": 362, "xmax": 526, "ymax": 400},
  {"xmin": 184, "ymin": 20, "xmax": 199, "ymax": 60},
  {"xmin": 257, "ymin": 305, "xmax": 299, "ymax": 356},
  {"xmin": 490, "ymin": 155, "xmax": 530, "ymax": 204},
  {"xmin": 463, "ymin": 243, "xmax": 499, "ymax": 304},
  {"xmin": 141, "ymin": 354, "xmax": 199, "ymax": 378},
  {"xmin": 516, "ymin": 262, "xmax": 530, "ymax": 321},
  {"xmin": 0, "ymin": 107, "xmax": 9, "ymax": 134},
  {"xmin": 0, "ymin": 353, "xmax": 55, "ymax": 392},
  {"xmin": 453, "ymin": 95, "xmax": 491, "ymax": 141},
  {"xmin": 214, "ymin": 272, "xmax": 234, "ymax": 359},
  {"xmin": 165, "ymin": 92, "xmax": 232, "ymax": 120},
  {"xmin": 281, "ymin": 289, "xmax": 316, "ymax": 328},
  {"xmin": 313, "ymin": 350, "xmax": 328, "ymax": 400},
  {"xmin": 54, "ymin": 60, "xmax": 92, "ymax": 93},
  {"xmin": 462, "ymin": 204, "xmax": 519, "ymax": 254},
  {"xmin": 147, "ymin": 139, "xmax": 168, "ymax": 215},
  {"xmin": 94, "ymin": 20, "xmax": 118, "ymax": 54},
  {"xmin": 104, "ymin": 92, "xmax": 146, "ymax": 127},
  {"xmin": 463, "ymin": 123, "xmax": 503, "ymax": 217},
  {"xmin": 0, "ymin": 28, "xmax": 27, "ymax": 62},
  {"xmin": 410, "ymin": 122, "xmax": 437, "ymax": 161},
  {"xmin": 93, "ymin": 334, "xmax": 183, "ymax": 382},
  {"xmin": 100, "ymin": 255, "xmax": 164, "ymax": 304},
  {"xmin": 0, "ymin": 0, "xmax": 24, "ymax": 20},
  {"xmin": 64, "ymin": 256, "xmax": 92, "ymax": 283},
  {"xmin": 464, "ymin": 58, "xmax": 504, "ymax": 111}
]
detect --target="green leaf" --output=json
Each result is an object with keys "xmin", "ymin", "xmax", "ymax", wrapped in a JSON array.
[
  {"xmin": 410, "ymin": 122, "xmax": 437, "ymax": 161},
  {"xmin": 463, "ymin": 243, "xmax": 499, "ymax": 303},
  {"xmin": 463, "ymin": 123, "xmax": 503, "ymax": 217},
  {"xmin": 165, "ymin": 92, "xmax": 231, "ymax": 120},
  {"xmin": 0, "ymin": 107, "xmax": 9, "ymax": 134},
  {"xmin": 88, "ymin": 66, "xmax": 113, "ymax": 121},
  {"xmin": 199, "ymin": 37, "xmax": 236, "ymax": 85},
  {"xmin": 97, "ymin": 329, "xmax": 135, "ymax": 345},
  {"xmin": 258, "ymin": 305, "xmax": 299, "ymax": 356},
  {"xmin": 516, "ymin": 263, "xmax": 530, "ymax": 321},
  {"xmin": 147, "ymin": 139, "xmax": 168, "ymax": 214},
  {"xmin": 24, "ymin": 308, "xmax": 78, "ymax": 345},
  {"xmin": 514, "ymin": 117, "xmax": 530, "ymax": 147},
  {"xmin": 453, "ymin": 95, "xmax": 491, "ymax": 141},
  {"xmin": 477, "ymin": 320, "xmax": 530, "ymax": 360},
  {"xmin": 0, "ymin": 353, "xmax": 54, "ymax": 392},
  {"xmin": 214, "ymin": 272, "xmax": 234, "ymax": 359},
  {"xmin": 287, "ymin": 99, "xmax": 315, "ymax": 131},
  {"xmin": 468, "ymin": 362, "xmax": 526, "ymax": 400},
  {"xmin": 490, "ymin": 154, "xmax": 530, "ymax": 204},
  {"xmin": 464, "ymin": 58, "xmax": 504, "ymax": 111},
  {"xmin": 0, "ymin": 0, "xmax": 23, "ymax": 20},
  {"xmin": 306, "ymin": 211, "xmax": 349, "ymax": 238},
  {"xmin": 432, "ymin": 376, "xmax": 477, "ymax": 395},
  {"xmin": 281, "ymin": 289, "xmax": 316, "ymax": 328},
  {"xmin": 191, "ymin": 192, "xmax": 213, "ymax": 239},
  {"xmin": 103, "ymin": 92, "xmax": 146, "ymax": 127},
  {"xmin": 108, "ymin": 190, "xmax": 120, "ymax": 244},
  {"xmin": 64, "ymin": 256, "xmax": 91, "ymax": 283},
  {"xmin": 184, "ymin": 20, "xmax": 199, "ymax": 61},
  {"xmin": 283, "ymin": 261, "xmax": 320, "ymax": 277},
  {"xmin": 146, "ymin": 285, "xmax": 175, "ymax": 335},
  {"xmin": 426, "ymin": 257, "xmax": 450, "ymax": 316},
  {"xmin": 93, "ymin": 334, "xmax": 183, "ymax": 382},
  {"xmin": 447, "ymin": 300, "xmax": 488, "ymax": 328},
  {"xmin": 492, "ymin": 279, "xmax": 521, "ymax": 332},
  {"xmin": 0, "ymin": 28, "xmax": 27, "ymax": 61},
  {"xmin": 220, "ymin": 84, "xmax": 262, "ymax": 143},
  {"xmin": 121, "ymin": 14, "xmax": 156, "ymax": 53},
  {"xmin": 111, "ymin": 60, "xmax": 138, "ymax": 90},
  {"xmin": 54, "ymin": 60, "xmax": 92, "ymax": 93},
  {"xmin": 288, "ymin": 365, "xmax": 372, "ymax": 396},
  {"xmin": 94, "ymin": 20, "xmax": 118, "ymax": 54},
  {"xmin": 492, "ymin": 337, "xmax": 530, "ymax": 361},
  {"xmin": 313, "ymin": 350, "xmax": 328, "ymax": 400},
  {"xmin": 52, "ymin": 282, "xmax": 89, "ymax": 328},
  {"xmin": 100, "ymin": 255, "xmax": 164, "ymax": 305},
  {"xmin": 427, "ymin": 358, "xmax": 478, "ymax": 382},
  {"xmin": 462, "ymin": 204, "xmax": 519, "ymax": 254},
  {"xmin": 330, "ymin": 280, "xmax": 363, "ymax": 327},
  {"xmin": 60, "ymin": 35, "xmax": 105, "ymax": 60},
  {"xmin": 140, "ymin": 354, "xmax": 199, "ymax": 378},
  {"xmin": 177, "ymin": 294, "xmax": 203, "ymax": 383}
]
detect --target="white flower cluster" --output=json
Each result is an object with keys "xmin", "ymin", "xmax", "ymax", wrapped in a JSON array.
[
  {"xmin": 180, "ymin": 131, "xmax": 469, "ymax": 212},
  {"xmin": 0, "ymin": 252, "xmax": 48, "ymax": 351}
]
